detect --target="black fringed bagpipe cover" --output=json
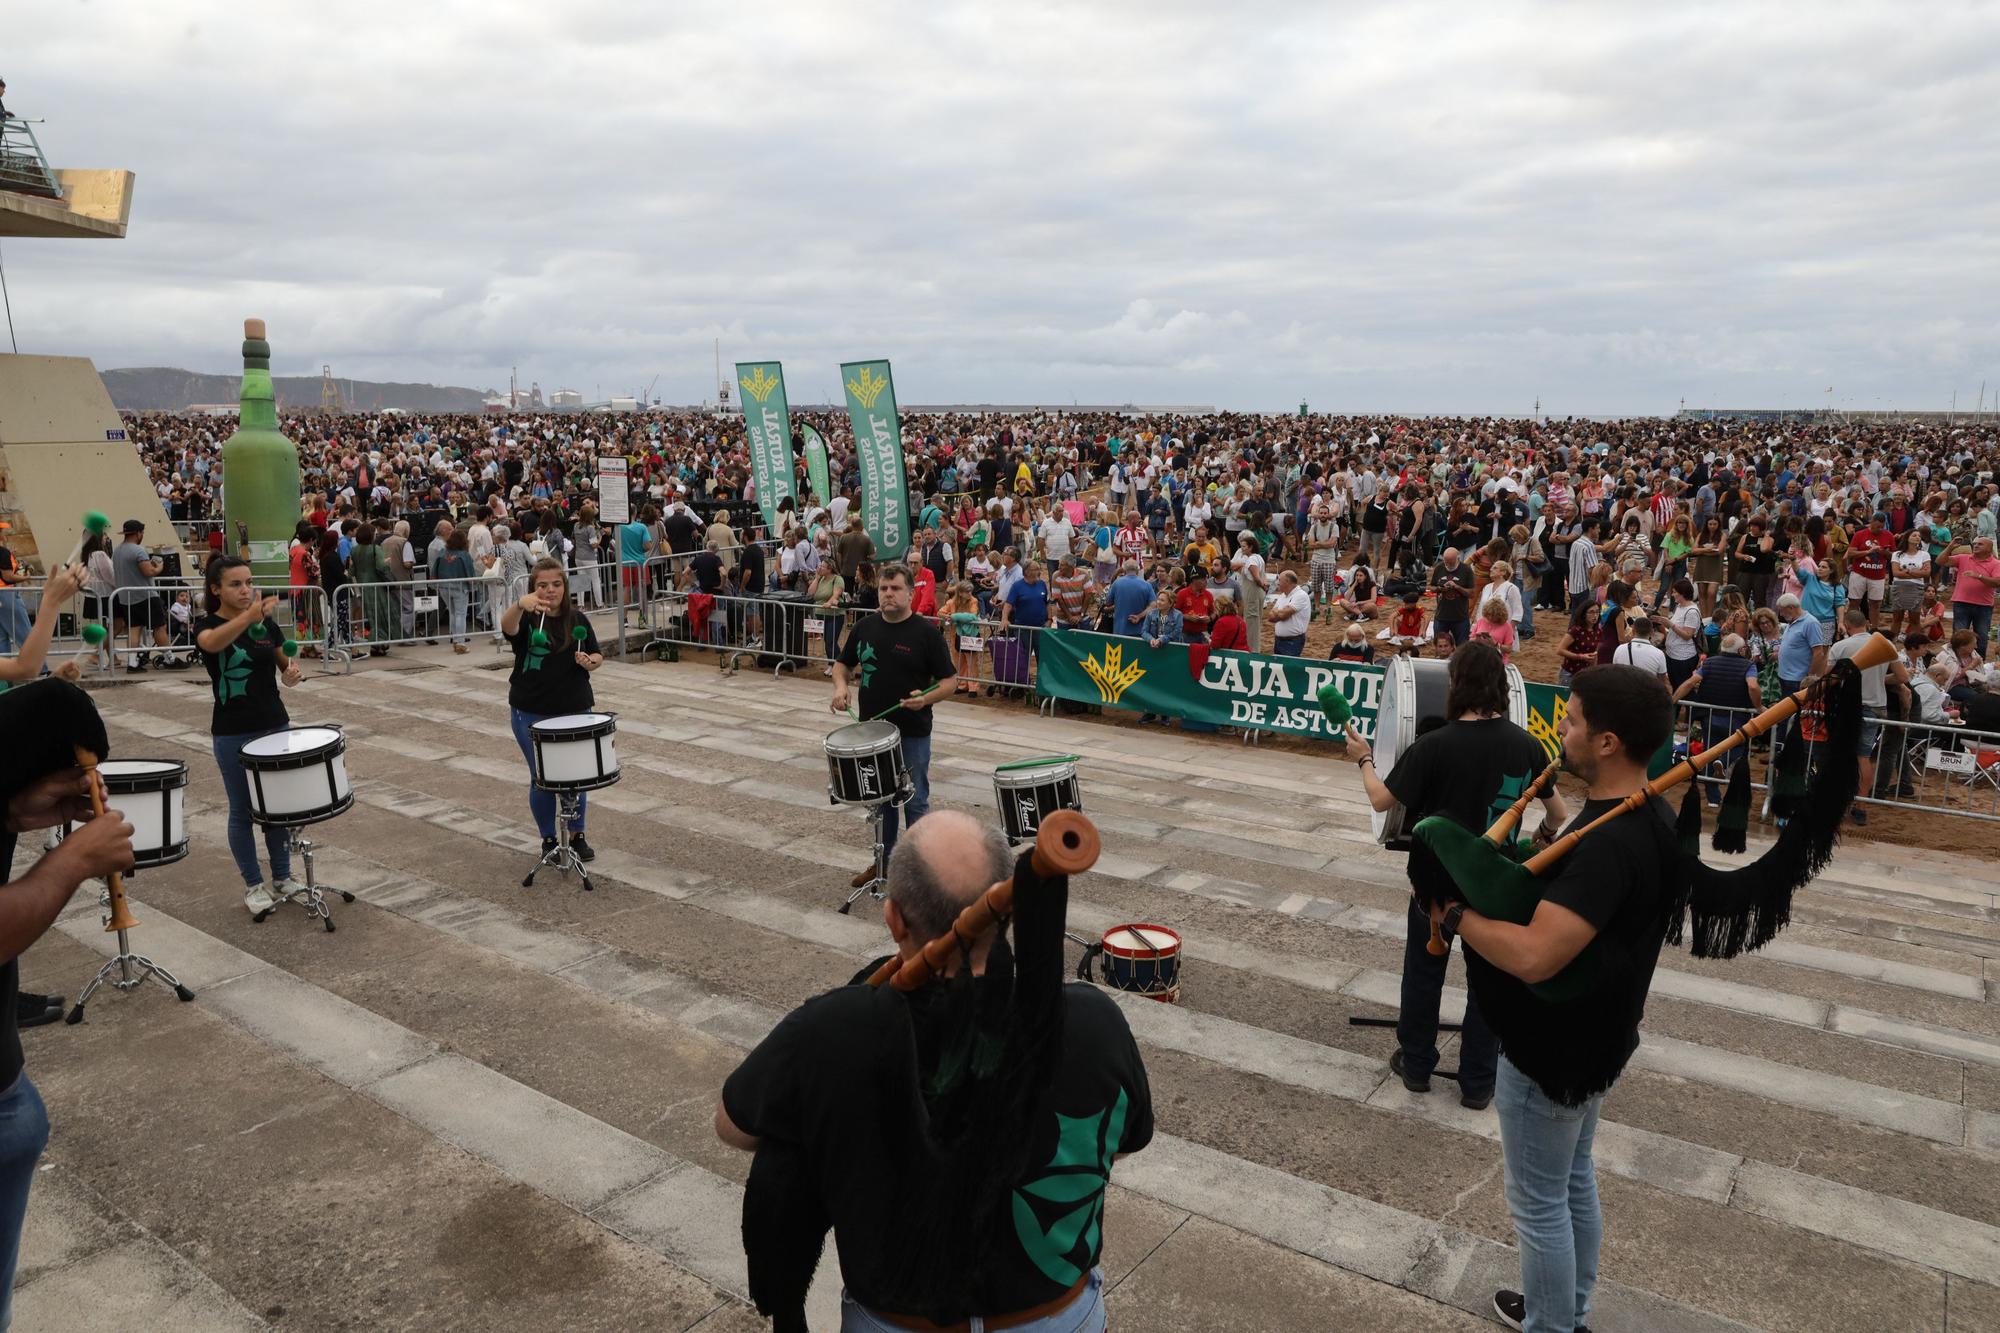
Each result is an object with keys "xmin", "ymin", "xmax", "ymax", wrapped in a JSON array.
[{"xmin": 740, "ymin": 849, "xmax": 1071, "ymax": 1332}]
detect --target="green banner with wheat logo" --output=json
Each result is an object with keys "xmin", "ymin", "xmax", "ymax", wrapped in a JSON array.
[
  {"xmin": 840, "ymin": 358, "xmax": 909, "ymax": 561},
  {"xmin": 1032, "ymin": 628, "xmax": 1571, "ymax": 757},
  {"xmin": 735, "ymin": 362, "xmax": 796, "ymax": 532}
]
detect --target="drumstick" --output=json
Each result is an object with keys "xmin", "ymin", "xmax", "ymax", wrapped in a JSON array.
[
  {"xmin": 868, "ymin": 810, "xmax": 1099, "ymax": 991},
  {"xmin": 74, "ymin": 746, "xmax": 140, "ymax": 934},
  {"xmin": 865, "ymin": 678, "xmax": 940, "ymax": 722}
]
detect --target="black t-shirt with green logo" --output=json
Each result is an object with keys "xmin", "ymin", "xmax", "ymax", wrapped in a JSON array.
[
  {"xmin": 505, "ymin": 616, "xmax": 600, "ymax": 715},
  {"xmin": 1384, "ymin": 716, "xmax": 1548, "ymax": 910},
  {"xmin": 196, "ymin": 612, "xmax": 290, "ymax": 737},
  {"xmin": 723, "ymin": 979, "xmax": 1152, "ymax": 1314},
  {"xmin": 838, "ymin": 612, "xmax": 956, "ymax": 738}
]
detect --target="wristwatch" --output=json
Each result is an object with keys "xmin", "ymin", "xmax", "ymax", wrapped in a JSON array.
[{"xmin": 1440, "ymin": 903, "xmax": 1467, "ymax": 942}]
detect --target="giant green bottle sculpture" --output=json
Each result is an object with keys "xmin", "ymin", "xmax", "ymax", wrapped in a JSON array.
[{"xmin": 220, "ymin": 318, "xmax": 302, "ymax": 583}]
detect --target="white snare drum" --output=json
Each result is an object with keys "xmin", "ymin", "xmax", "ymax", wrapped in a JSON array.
[
  {"xmin": 825, "ymin": 720, "xmax": 908, "ymax": 805},
  {"xmin": 239, "ymin": 726, "xmax": 354, "ymax": 827},
  {"xmin": 1372, "ymin": 656, "xmax": 1528, "ymax": 848},
  {"xmin": 992, "ymin": 755, "xmax": 1081, "ymax": 842},
  {"xmin": 97, "ymin": 759, "xmax": 189, "ymax": 868},
  {"xmin": 529, "ymin": 713, "xmax": 621, "ymax": 791}
]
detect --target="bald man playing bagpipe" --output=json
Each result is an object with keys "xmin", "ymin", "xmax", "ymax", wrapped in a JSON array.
[
  {"xmin": 1371, "ymin": 627, "xmax": 1894, "ymax": 1333},
  {"xmin": 715, "ymin": 809, "xmax": 1151, "ymax": 1333}
]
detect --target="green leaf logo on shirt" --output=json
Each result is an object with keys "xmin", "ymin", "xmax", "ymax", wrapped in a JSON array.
[
  {"xmin": 1485, "ymin": 769, "xmax": 1535, "ymax": 855},
  {"xmin": 218, "ymin": 644, "xmax": 253, "ymax": 704},
  {"xmin": 1011, "ymin": 1088, "xmax": 1128, "ymax": 1286},
  {"xmin": 853, "ymin": 641, "xmax": 878, "ymax": 691},
  {"xmin": 521, "ymin": 634, "xmax": 552, "ymax": 673}
]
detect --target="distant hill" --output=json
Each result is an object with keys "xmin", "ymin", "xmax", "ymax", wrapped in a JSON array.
[{"xmin": 104, "ymin": 367, "xmax": 495, "ymax": 413}]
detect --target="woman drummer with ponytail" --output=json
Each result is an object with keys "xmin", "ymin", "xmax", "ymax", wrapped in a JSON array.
[
  {"xmin": 195, "ymin": 555, "xmax": 303, "ymax": 918},
  {"xmin": 501, "ymin": 556, "xmax": 603, "ymax": 862}
]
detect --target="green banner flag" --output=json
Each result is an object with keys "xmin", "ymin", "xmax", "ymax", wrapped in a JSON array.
[
  {"xmin": 1031, "ymin": 629, "xmax": 1571, "ymax": 761},
  {"xmin": 801, "ymin": 422, "xmax": 832, "ymax": 511},
  {"xmin": 840, "ymin": 358, "xmax": 909, "ymax": 561},
  {"xmin": 735, "ymin": 362, "xmax": 796, "ymax": 532}
]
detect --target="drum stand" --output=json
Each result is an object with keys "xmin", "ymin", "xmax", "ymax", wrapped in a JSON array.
[
  {"xmin": 838, "ymin": 785, "xmax": 909, "ymax": 914},
  {"xmin": 66, "ymin": 878, "xmax": 196, "ymax": 1025},
  {"xmin": 254, "ymin": 827, "xmax": 356, "ymax": 932},
  {"xmin": 522, "ymin": 790, "xmax": 593, "ymax": 893}
]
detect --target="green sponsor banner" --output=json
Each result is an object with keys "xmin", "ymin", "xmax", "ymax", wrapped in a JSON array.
[
  {"xmin": 1032, "ymin": 629, "xmax": 1571, "ymax": 762},
  {"xmin": 840, "ymin": 358, "xmax": 909, "ymax": 561},
  {"xmin": 735, "ymin": 362, "xmax": 796, "ymax": 532},
  {"xmin": 801, "ymin": 422, "xmax": 832, "ymax": 509}
]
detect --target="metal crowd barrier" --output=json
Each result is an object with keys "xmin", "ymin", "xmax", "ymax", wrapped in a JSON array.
[
  {"xmin": 1673, "ymin": 697, "xmax": 2000, "ymax": 824},
  {"xmin": 0, "ymin": 575, "xmax": 335, "ymax": 675}
]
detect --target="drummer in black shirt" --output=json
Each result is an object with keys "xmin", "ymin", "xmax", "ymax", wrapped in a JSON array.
[
  {"xmin": 831, "ymin": 563, "xmax": 956, "ymax": 887},
  {"xmin": 0, "ymin": 680, "xmax": 136, "ymax": 1324},
  {"xmin": 195, "ymin": 556, "xmax": 303, "ymax": 917},
  {"xmin": 502, "ymin": 557, "xmax": 604, "ymax": 861},
  {"xmin": 1345, "ymin": 642, "xmax": 1567, "ymax": 1110}
]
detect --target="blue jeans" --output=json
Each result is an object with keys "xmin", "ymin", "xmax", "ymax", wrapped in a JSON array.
[
  {"xmin": 1955, "ymin": 602, "xmax": 1993, "ymax": 656},
  {"xmin": 0, "ymin": 1074, "xmax": 48, "ymax": 1330},
  {"xmin": 212, "ymin": 732, "xmax": 294, "ymax": 889},
  {"xmin": 1399, "ymin": 899, "xmax": 1496, "ymax": 1098},
  {"xmin": 841, "ymin": 1268, "xmax": 1105, "ymax": 1332},
  {"xmin": 510, "ymin": 708, "xmax": 588, "ymax": 839},
  {"xmin": 878, "ymin": 734, "xmax": 931, "ymax": 870},
  {"xmin": 442, "ymin": 584, "xmax": 469, "ymax": 645},
  {"xmin": 0, "ymin": 589, "xmax": 30, "ymax": 657},
  {"xmin": 1516, "ymin": 576, "xmax": 1535, "ymax": 640},
  {"xmin": 1495, "ymin": 1053, "xmax": 1605, "ymax": 1333},
  {"xmin": 1272, "ymin": 634, "xmax": 1305, "ymax": 656},
  {"xmin": 819, "ymin": 611, "xmax": 844, "ymax": 662}
]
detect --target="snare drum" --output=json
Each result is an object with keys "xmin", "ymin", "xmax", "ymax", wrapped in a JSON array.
[
  {"xmin": 992, "ymin": 755, "xmax": 1081, "ymax": 842},
  {"xmin": 238, "ymin": 726, "xmax": 354, "ymax": 827},
  {"xmin": 96, "ymin": 759, "xmax": 189, "ymax": 869},
  {"xmin": 1372, "ymin": 656, "xmax": 1529, "ymax": 847},
  {"xmin": 825, "ymin": 721, "xmax": 908, "ymax": 805},
  {"xmin": 1090, "ymin": 924, "xmax": 1182, "ymax": 1004},
  {"xmin": 529, "ymin": 713, "xmax": 621, "ymax": 791}
]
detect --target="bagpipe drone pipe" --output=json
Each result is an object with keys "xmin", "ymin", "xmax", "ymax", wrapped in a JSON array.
[{"xmin": 1413, "ymin": 633, "xmax": 1891, "ymax": 1003}]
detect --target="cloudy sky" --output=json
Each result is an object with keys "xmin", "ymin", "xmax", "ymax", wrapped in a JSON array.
[{"xmin": 9, "ymin": 1, "xmax": 1998, "ymax": 413}]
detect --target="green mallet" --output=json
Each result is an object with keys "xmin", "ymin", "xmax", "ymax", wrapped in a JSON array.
[
  {"xmin": 282, "ymin": 638, "xmax": 301, "ymax": 656},
  {"xmin": 1316, "ymin": 681, "xmax": 1354, "ymax": 729},
  {"xmin": 571, "ymin": 624, "xmax": 589, "ymax": 643},
  {"xmin": 247, "ymin": 622, "xmax": 268, "ymax": 641},
  {"xmin": 81, "ymin": 622, "xmax": 108, "ymax": 647},
  {"xmin": 64, "ymin": 511, "xmax": 112, "ymax": 565},
  {"xmin": 530, "ymin": 628, "xmax": 551, "ymax": 649}
]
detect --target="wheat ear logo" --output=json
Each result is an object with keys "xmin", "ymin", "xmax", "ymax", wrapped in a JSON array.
[
  {"xmin": 845, "ymin": 365, "xmax": 889, "ymax": 409},
  {"xmin": 1081, "ymin": 642, "xmax": 1146, "ymax": 706},
  {"xmin": 739, "ymin": 366, "xmax": 781, "ymax": 404},
  {"xmin": 1526, "ymin": 693, "xmax": 1566, "ymax": 764}
]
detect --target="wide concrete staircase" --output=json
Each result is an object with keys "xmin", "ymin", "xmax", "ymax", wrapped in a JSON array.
[{"xmin": 17, "ymin": 652, "xmax": 2000, "ymax": 1331}]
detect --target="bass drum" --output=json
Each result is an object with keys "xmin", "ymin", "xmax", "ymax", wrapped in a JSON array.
[{"xmin": 1371, "ymin": 655, "xmax": 1529, "ymax": 848}]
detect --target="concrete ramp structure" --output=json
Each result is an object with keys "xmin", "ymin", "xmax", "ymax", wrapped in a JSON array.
[{"xmin": 0, "ymin": 354, "xmax": 183, "ymax": 572}]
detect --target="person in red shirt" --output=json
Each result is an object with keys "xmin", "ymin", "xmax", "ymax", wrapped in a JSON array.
[
  {"xmin": 1844, "ymin": 512, "xmax": 1896, "ymax": 627},
  {"xmin": 1208, "ymin": 593, "xmax": 1247, "ymax": 651},
  {"xmin": 1175, "ymin": 580, "xmax": 1214, "ymax": 643}
]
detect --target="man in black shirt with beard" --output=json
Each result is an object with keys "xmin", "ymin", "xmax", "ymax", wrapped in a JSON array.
[{"xmin": 1427, "ymin": 664, "xmax": 1678, "ymax": 1333}]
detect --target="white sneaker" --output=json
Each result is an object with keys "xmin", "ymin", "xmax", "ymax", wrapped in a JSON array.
[
  {"xmin": 271, "ymin": 877, "xmax": 304, "ymax": 901},
  {"xmin": 244, "ymin": 884, "xmax": 278, "ymax": 916}
]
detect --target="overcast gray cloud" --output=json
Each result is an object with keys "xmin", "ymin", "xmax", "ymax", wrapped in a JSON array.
[{"xmin": 8, "ymin": 0, "xmax": 1998, "ymax": 413}]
